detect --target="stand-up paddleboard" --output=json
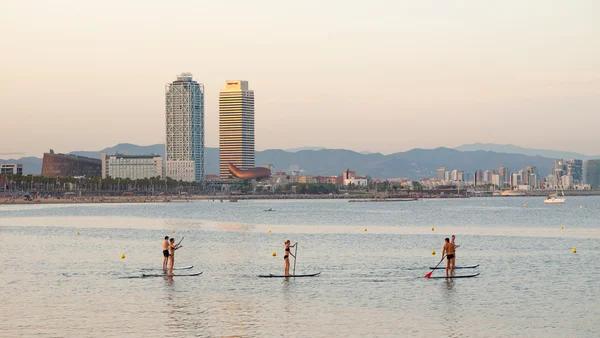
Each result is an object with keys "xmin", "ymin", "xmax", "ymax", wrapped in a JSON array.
[
  {"xmin": 258, "ymin": 272, "xmax": 321, "ymax": 278},
  {"xmin": 428, "ymin": 264, "xmax": 479, "ymax": 270},
  {"xmin": 427, "ymin": 273, "xmax": 480, "ymax": 279},
  {"xmin": 141, "ymin": 266, "xmax": 193, "ymax": 271},
  {"xmin": 142, "ymin": 272, "xmax": 202, "ymax": 277}
]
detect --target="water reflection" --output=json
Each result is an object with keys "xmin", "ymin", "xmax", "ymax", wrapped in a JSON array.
[{"xmin": 440, "ymin": 279, "xmax": 460, "ymax": 338}]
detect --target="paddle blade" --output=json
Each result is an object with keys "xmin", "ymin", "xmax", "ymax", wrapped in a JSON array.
[{"xmin": 424, "ymin": 271, "xmax": 433, "ymax": 278}]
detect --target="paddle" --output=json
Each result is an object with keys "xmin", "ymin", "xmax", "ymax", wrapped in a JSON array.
[
  {"xmin": 293, "ymin": 243, "xmax": 298, "ymax": 276},
  {"xmin": 175, "ymin": 236, "xmax": 184, "ymax": 249},
  {"xmin": 425, "ymin": 255, "xmax": 446, "ymax": 278}
]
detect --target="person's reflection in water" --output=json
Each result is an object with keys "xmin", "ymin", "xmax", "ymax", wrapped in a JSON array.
[
  {"xmin": 441, "ymin": 279, "xmax": 460, "ymax": 338},
  {"xmin": 282, "ymin": 278, "xmax": 297, "ymax": 320}
]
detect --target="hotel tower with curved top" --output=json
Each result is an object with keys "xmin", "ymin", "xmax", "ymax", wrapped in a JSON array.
[{"xmin": 219, "ymin": 80, "xmax": 255, "ymax": 179}]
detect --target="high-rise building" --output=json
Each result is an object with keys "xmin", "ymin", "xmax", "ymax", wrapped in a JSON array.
[
  {"xmin": 476, "ymin": 170, "xmax": 483, "ymax": 185},
  {"xmin": 522, "ymin": 166, "xmax": 538, "ymax": 187},
  {"xmin": 219, "ymin": 80, "xmax": 255, "ymax": 179},
  {"xmin": 553, "ymin": 160, "xmax": 567, "ymax": 177},
  {"xmin": 511, "ymin": 173, "xmax": 521, "ymax": 187},
  {"xmin": 483, "ymin": 170, "xmax": 494, "ymax": 183},
  {"xmin": 498, "ymin": 167, "xmax": 510, "ymax": 187},
  {"xmin": 584, "ymin": 160, "xmax": 600, "ymax": 189},
  {"xmin": 437, "ymin": 167, "xmax": 447, "ymax": 180},
  {"xmin": 567, "ymin": 159, "xmax": 583, "ymax": 183},
  {"xmin": 165, "ymin": 73, "xmax": 204, "ymax": 182},
  {"xmin": 492, "ymin": 173, "xmax": 504, "ymax": 187}
]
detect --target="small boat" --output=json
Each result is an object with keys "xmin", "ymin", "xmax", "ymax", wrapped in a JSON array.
[
  {"xmin": 264, "ymin": 208, "xmax": 274, "ymax": 212},
  {"xmin": 544, "ymin": 194, "xmax": 565, "ymax": 204},
  {"xmin": 544, "ymin": 169, "xmax": 566, "ymax": 204}
]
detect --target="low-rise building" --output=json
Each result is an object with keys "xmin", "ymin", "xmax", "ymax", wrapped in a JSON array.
[
  {"xmin": 102, "ymin": 153, "xmax": 163, "ymax": 180},
  {"xmin": 0, "ymin": 164, "xmax": 23, "ymax": 175},
  {"xmin": 42, "ymin": 150, "xmax": 102, "ymax": 178}
]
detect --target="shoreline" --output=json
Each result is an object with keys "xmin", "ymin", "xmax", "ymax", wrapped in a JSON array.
[
  {"xmin": 1, "ymin": 191, "xmax": 599, "ymax": 205},
  {"xmin": 0, "ymin": 194, "xmax": 457, "ymax": 205}
]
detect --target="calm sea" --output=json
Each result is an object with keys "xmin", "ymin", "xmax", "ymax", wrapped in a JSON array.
[{"xmin": 1, "ymin": 197, "xmax": 600, "ymax": 337}]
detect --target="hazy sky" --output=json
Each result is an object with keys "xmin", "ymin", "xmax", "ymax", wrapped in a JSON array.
[{"xmin": 1, "ymin": 0, "xmax": 598, "ymax": 157}]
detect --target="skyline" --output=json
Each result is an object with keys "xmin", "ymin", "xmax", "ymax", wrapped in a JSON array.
[{"xmin": 1, "ymin": 1, "xmax": 599, "ymax": 157}]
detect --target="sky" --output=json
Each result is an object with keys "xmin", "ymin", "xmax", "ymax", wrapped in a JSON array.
[{"xmin": 0, "ymin": 0, "xmax": 599, "ymax": 157}]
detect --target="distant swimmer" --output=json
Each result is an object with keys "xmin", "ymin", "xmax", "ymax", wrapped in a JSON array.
[
  {"xmin": 284, "ymin": 240, "xmax": 297, "ymax": 276},
  {"xmin": 168, "ymin": 238, "xmax": 183, "ymax": 275},
  {"xmin": 451, "ymin": 235, "xmax": 460, "ymax": 270},
  {"xmin": 442, "ymin": 238, "xmax": 455, "ymax": 277},
  {"xmin": 162, "ymin": 236, "xmax": 170, "ymax": 270}
]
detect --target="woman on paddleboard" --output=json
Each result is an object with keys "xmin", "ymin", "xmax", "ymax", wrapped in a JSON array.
[
  {"xmin": 284, "ymin": 240, "xmax": 296, "ymax": 276},
  {"xmin": 168, "ymin": 238, "xmax": 183, "ymax": 275},
  {"xmin": 451, "ymin": 235, "xmax": 460, "ymax": 270}
]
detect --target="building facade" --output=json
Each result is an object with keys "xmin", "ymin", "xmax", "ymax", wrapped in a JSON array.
[
  {"xmin": 437, "ymin": 167, "xmax": 447, "ymax": 180},
  {"xmin": 41, "ymin": 151, "xmax": 102, "ymax": 178},
  {"xmin": 0, "ymin": 164, "xmax": 23, "ymax": 175},
  {"xmin": 584, "ymin": 160, "xmax": 600, "ymax": 189},
  {"xmin": 101, "ymin": 154, "xmax": 163, "ymax": 180},
  {"xmin": 567, "ymin": 159, "xmax": 583, "ymax": 183},
  {"xmin": 219, "ymin": 80, "xmax": 255, "ymax": 179},
  {"xmin": 165, "ymin": 73, "xmax": 204, "ymax": 182},
  {"xmin": 522, "ymin": 166, "xmax": 538, "ymax": 188}
]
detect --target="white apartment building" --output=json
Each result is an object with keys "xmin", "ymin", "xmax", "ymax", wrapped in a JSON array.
[
  {"xmin": 102, "ymin": 154, "xmax": 163, "ymax": 180},
  {"xmin": 0, "ymin": 164, "xmax": 23, "ymax": 175}
]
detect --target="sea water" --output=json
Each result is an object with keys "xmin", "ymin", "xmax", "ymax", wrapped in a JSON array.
[{"xmin": 1, "ymin": 197, "xmax": 599, "ymax": 337}]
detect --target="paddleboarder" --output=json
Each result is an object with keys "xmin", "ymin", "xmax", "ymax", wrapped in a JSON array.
[
  {"xmin": 168, "ymin": 238, "xmax": 183, "ymax": 275},
  {"xmin": 451, "ymin": 235, "xmax": 460, "ymax": 270},
  {"xmin": 284, "ymin": 240, "xmax": 297, "ymax": 276},
  {"xmin": 162, "ymin": 236, "xmax": 170, "ymax": 270},
  {"xmin": 442, "ymin": 238, "xmax": 455, "ymax": 277}
]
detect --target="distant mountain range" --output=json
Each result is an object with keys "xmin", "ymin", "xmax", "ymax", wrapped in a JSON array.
[
  {"xmin": 454, "ymin": 143, "xmax": 599, "ymax": 160},
  {"xmin": 0, "ymin": 143, "xmax": 572, "ymax": 179}
]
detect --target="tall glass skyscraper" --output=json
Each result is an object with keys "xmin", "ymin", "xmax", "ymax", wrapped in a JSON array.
[
  {"xmin": 219, "ymin": 80, "xmax": 255, "ymax": 179},
  {"xmin": 165, "ymin": 73, "xmax": 204, "ymax": 182}
]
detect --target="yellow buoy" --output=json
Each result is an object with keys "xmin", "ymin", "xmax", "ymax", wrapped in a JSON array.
[
  {"xmin": 431, "ymin": 250, "xmax": 436, "ymax": 255},
  {"xmin": 121, "ymin": 253, "xmax": 126, "ymax": 259},
  {"xmin": 268, "ymin": 229, "xmax": 272, "ymax": 233},
  {"xmin": 76, "ymin": 231, "xmax": 80, "ymax": 235},
  {"xmin": 572, "ymin": 248, "xmax": 577, "ymax": 254},
  {"xmin": 523, "ymin": 203, "xmax": 527, "ymax": 207},
  {"xmin": 560, "ymin": 226, "xmax": 564, "ymax": 230},
  {"xmin": 272, "ymin": 252, "xmax": 276, "ymax": 257},
  {"xmin": 172, "ymin": 229, "xmax": 175, "ymax": 233},
  {"xmin": 580, "ymin": 206, "xmax": 583, "ymax": 209},
  {"xmin": 364, "ymin": 228, "xmax": 367, "ymax": 232},
  {"xmin": 431, "ymin": 227, "xmax": 435, "ymax": 231}
]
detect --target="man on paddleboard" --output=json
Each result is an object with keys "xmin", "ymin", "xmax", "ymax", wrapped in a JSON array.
[
  {"xmin": 442, "ymin": 238, "xmax": 455, "ymax": 277},
  {"xmin": 162, "ymin": 236, "xmax": 170, "ymax": 270}
]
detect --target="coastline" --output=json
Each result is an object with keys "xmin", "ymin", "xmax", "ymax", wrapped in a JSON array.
[{"xmin": 0, "ymin": 194, "xmax": 431, "ymax": 205}]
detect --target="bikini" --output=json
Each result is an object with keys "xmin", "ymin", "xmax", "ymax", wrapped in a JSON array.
[{"xmin": 284, "ymin": 247, "xmax": 290, "ymax": 259}]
